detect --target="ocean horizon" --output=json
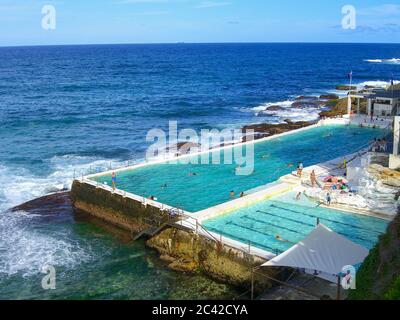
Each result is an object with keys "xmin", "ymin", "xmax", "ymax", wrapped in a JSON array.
[
  {"xmin": 2, "ymin": 41, "xmax": 400, "ymax": 48},
  {"xmin": 0, "ymin": 42, "xmax": 399, "ymax": 299}
]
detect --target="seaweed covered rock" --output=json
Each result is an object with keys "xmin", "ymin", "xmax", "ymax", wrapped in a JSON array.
[
  {"xmin": 336, "ymin": 85, "xmax": 357, "ymax": 91},
  {"xmin": 147, "ymin": 227, "xmax": 281, "ymax": 292},
  {"xmin": 349, "ymin": 213, "xmax": 400, "ymax": 300}
]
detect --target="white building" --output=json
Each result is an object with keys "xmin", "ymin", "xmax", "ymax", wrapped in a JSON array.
[
  {"xmin": 389, "ymin": 116, "xmax": 400, "ymax": 169},
  {"xmin": 348, "ymin": 90, "xmax": 400, "ymax": 118}
]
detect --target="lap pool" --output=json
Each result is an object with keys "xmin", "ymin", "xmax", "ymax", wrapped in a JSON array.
[
  {"xmin": 202, "ymin": 192, "xmax": 388, "ymax": 254},
  {"xmin": 91, "ymin": 125, "xmax": 383, "ymax": 212}
]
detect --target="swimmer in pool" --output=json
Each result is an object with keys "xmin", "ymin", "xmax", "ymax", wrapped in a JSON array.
[{"xmin": 229, "ymin": 191, "xmax": 235, "ymax": 199}]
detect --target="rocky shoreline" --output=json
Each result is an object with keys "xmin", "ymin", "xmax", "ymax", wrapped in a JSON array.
[
  {"xmin": 240, "ymin": 93, "xmax": 345, "ymax": 140},
  {"xmin": 242, "ymin": 119, "xmax": 316, "ymax": 141}
]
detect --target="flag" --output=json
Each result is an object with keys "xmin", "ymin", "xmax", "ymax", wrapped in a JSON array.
[{"xmin": 348, "ymin": 71, "xmax": 353, "ymax": 79}]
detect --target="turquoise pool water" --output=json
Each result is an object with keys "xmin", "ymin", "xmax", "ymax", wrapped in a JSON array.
[
  {"xmin": 203, "ymin": 192, "xmax": 389, "ymax": 254},
  {"xmin": 92, "ymin": 125, "xmax": 383, "ymax": 212}
]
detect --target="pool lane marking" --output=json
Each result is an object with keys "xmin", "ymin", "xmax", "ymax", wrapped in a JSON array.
[
  {"xmin": 241, "ymin": 215, "xmax": 308, "ymax": 236},
  {"xmin": 249, "ymin": 211, "xmax": 316, "ymax": 228},
  {"xmin": 267, "ymin": 203, "xmax": 383, "ymax": 235},
  {"xmin": 225, "ymin": 221, "xmax": 287, "ymax": 253},
  {"xmin": 257, "ymin": 208, "xmax": 376, "ymax": 245},
  {"xmin": 204, "ymin": 225, "xmax": 279, "ymax": 254}
]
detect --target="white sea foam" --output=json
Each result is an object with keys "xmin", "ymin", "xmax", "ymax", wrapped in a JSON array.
[
  {"xmin": 0, "ymin": 210, "xmax": 94, "ymax": 277},
  {"xmin": 364, "ymin": 59, "xmax": 384, "ymax": 63},
  {"xmin": 0, "ymin": 156, "xmax": 130, "ymax": 213},
  {"xmin": 357, "ymin": 80, "xmax": 400, "ymax": 89},
  {"xmin": 365, "ymin": 58, "xmax": 400, "ymax": 65},
  {"xmin": 246, "ymin": 99, "xmax": 323, "ymax": 123},
  {"xmin": 0, "ymin": 155, "xmax": 125, "ymax": 277}
]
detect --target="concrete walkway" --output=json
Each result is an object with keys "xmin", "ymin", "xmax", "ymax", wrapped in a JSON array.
[{"xmin": 259, "ymin": 273, "xmax": 347, "ymax": 300}]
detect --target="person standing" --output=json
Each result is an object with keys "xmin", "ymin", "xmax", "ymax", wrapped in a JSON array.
[
  {"xmin": 111, "ymin": 172, "xmax": 117, "ymax": 191},
  {"xmin": 326, "ymin": 193, "xmax": 331, "ymax": 206},
  {"xmin": 297, "ymin": 162, "xmax": 304, "ymax": 178},
  {"xmin": 310, "ymin": 170, "xmax": 317, "ymax": 187}
]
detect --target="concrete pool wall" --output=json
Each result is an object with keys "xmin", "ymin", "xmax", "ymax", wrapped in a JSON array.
[
  {"xmin": 71, "ymin": 117, "xmax": 384, "ymax": 245},
  {"xmin": 85, "ymin": 118, "xmax": 349, "ymax": 180},
  {"xmin": 70, "ymin": 117, "xmax": 390, "ymax": 288},
  {"xmin": 72, "ymin": 118, "xmax": 349, "ymax": 226},
  {"xmin": 70, "ymin": 179, "xmax": 189, "ymax": 233}
]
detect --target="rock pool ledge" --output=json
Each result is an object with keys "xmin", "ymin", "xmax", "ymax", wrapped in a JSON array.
[
  {"xmin": 146, "ymin": 227, "xmax": 282, "ymax": 292},
  {"xmin": 70, "ymin": 117, "xmax": 380, "ymax": 294},
  {"xmin": 71, "ymin": 179, "xmax": 174, "ymax": 233}
]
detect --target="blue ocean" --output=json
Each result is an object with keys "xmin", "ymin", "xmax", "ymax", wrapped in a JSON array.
[{"xmin": 0, "ymin": 43, "xmax": 399, "ymax": 299}]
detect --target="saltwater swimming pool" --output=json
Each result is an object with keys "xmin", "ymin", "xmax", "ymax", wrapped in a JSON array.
[
  {"xmin": 203, "ymin": 192, "xmax": 388, "ymax": 254},
  {"xmin": 91, "ymin": 125, "xmax": 383, "ymax": 212}
]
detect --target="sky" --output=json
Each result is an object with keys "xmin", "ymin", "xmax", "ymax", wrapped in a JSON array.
[{"xmin": 0, "ymin": 0, "xmax": 399, "ymax": 46}]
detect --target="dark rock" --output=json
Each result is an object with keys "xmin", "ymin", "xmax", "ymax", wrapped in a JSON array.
[
  {"xmin": 266, "ymin": 105, "xmax": 284, "ymax": 111},
  {"xmin": 319, "ymin": 94, "xmax": 339, "ymax": 100},
  {"xmin": 11, "ymin": 191, "xmax": 71, "ymax": 214},
  {"xmin": 291, "ymin": 100, "xmax": 325, "ymax": 109},
  {"xmin": 242, "ymin": 120, "xmax": 315, "ymax": 141},
  {"xmin": 295, "ymin": 96, "xmax": 318, "ymax": 101},
  {"xmin": 167, "ymin": 142, "xmax": 201, "ymax": 155},
  {"xmin": 336, "ymin": 85, "xmax": 357, "ymax": 91}
]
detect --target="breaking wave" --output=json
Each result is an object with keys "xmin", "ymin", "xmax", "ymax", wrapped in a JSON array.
[
  {"xmin": 0, "ymin": 210, "xmax": 94, "ymax": 277},
  {"xmin": 243, "ymin": 99, "xmax": 325, "ymax": 123},
  {"xmin": 0, "ymin": 155, "xmax": 131, "ymax": 213},
  {"xmin": 365, "ymin": 58, "xmax": 400, "ymax": 65},
  {"xmin": 0, "ymin": 154, "xmax": 127, "ymax": 277},
  {"xmin": 356, "ymin": 80, "xmax": 400, "ymax": 88}
]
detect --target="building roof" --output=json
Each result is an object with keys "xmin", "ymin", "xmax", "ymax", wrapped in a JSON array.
[
  {"xmin": 367, "ymin": 90, "xmax": 400, "ymax": 99},
  {"xmin": 262, "ymin": 224, "xmax": 369, "ymax": 282},
  {"xmin": 353, "ymin": 90, "xmax": 400, "ymax": 100}
]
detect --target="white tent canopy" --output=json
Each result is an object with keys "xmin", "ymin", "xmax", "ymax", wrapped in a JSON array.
[{"xmin": 262, "ymin": 224, "xmax": 369, "ymax": 280}]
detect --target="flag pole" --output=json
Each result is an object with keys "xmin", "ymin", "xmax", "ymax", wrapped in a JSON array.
[
  {"xmin": 350, "ymin": 71, "xmax": 353, "ymax": 90},
  {"xmin": 348, "ymin": 71, "xmax": 353, "ymax": 117},
  {"xmin": 392, "ymin": 74, "xmax": 395, "ymax": 116},
  {"xmin": 392, "ymin": 73, "xmax": 394, "ymax": 98}
]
